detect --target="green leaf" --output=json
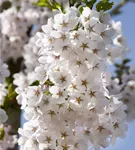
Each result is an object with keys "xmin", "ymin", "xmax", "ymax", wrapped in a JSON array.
[
  {"xmin": 0, "ymin": 127, "xmax": 5, "ymax": 141},
  {"xmin": 96, "ymin": 0, "xmax": 114, "ymax": 12},
  {"xmin": 1, "ymin": 1, "xmax": 11, "ymax": 11},
  {"xmin": 1, "ymin": 83, "xmax": 17, "ymax": 109},
  {"xmin": 82, "ymin": 0, "xmax": 87, "ymax": 2},
  {"xmin": 8, "ymin": 91, "xmax": 17, "ymax": 100},
  {"xmin": 30, "ymin": 80, "xmax": 40, "ymax": 86},
  {"xmin": 115, "ymin": 63, "xmax": 121, "ymax": 68},
  {"xmin": 34, "ymin": 0, "xmax": 64, "ymax": 12},
  {"xmin": 5, "ymin": 83, "xmax": 17, "ymax": 101},
  {"xmin": 69, "ymin": 0, "xmax": 81, "ymax": 6},
  {"xmin": 74, "ymin": 0, "xmax": 97, "ymax": 10},
  {"xmin": 123, "ymin": 59, "xmax": 131, "ymax": 64},
  {"xmin": 44, "ymin": 91, "xmax": 51, "ymax": 95},
  {"xmin": 44, "ymin": 79, "xmax": 54, "ymax": 86},
  {"xmin": 86, "ymin": 0, "xmax": 97, "ymax": 9},
  {"xmin": 33, "ymin": 0, "xmax": 51, "ymax": 7}
]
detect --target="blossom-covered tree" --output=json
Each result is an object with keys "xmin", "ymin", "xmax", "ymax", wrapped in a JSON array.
[{"xmin": 0, "ymin": 0, "xmax": 135, "ymax": 150}]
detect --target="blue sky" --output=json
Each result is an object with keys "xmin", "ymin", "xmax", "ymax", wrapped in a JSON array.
[{"xmin": 21, "ymin": 1, "xmax": 135, "ymax": 150}]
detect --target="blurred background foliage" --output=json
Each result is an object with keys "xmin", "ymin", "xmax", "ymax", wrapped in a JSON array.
[{"xmin": 0, "ymin": 0, "xmax": 135, "ymax": 150}]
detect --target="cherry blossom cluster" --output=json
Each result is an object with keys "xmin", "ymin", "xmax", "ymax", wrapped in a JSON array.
[
  {"xmin": 0, "ymin": 124, "xmax": 17, "ymax": 150},
  {"xmin": 20, "ymin": 12, "xmax": 128, "ymax": 81},
  {"xmin": 0, "ymin": 0, "xmax": 68, "ymax": 61},
  {"xmin": 13, "ymin": 35, "xmax": 41, "ymax": 90},
  {"xmin": 17, "ymin": 7, "xmax": 128, "ymax": 150},
  {"xmin": 109, "ymin": 65, "xmax": 135, "ymax": 122},
  {"xmin": 13, "ymin": 34, "xmax": 43, "ymax": 93},
  {"xmin": 0, "ymin": 0, "xmax": 50, "ymax": 61},
  {"xmin": 9, "ymin": 0, "xmax": 67, "ymax": 7},
  {"xmin": 13, "ymin": 36, "xmax": 40, "ymax": 93},
  {"xmin": 13, "ymin": 36, "xmax": 41, "ymax": 96},
  {"xmin": 23, "ymin": 35, "xmax": 40, "ymax": 73},
  {"xmin": 107, "ymin": 20, "xmax": 129, "ymax": 64},
  {"xmin": 0, "ymin": 59, "xmax": 10, "ymax": 84},
  {"xmin": 13, "ymin": 11, "xmax": 128, "ymax": 92}
]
